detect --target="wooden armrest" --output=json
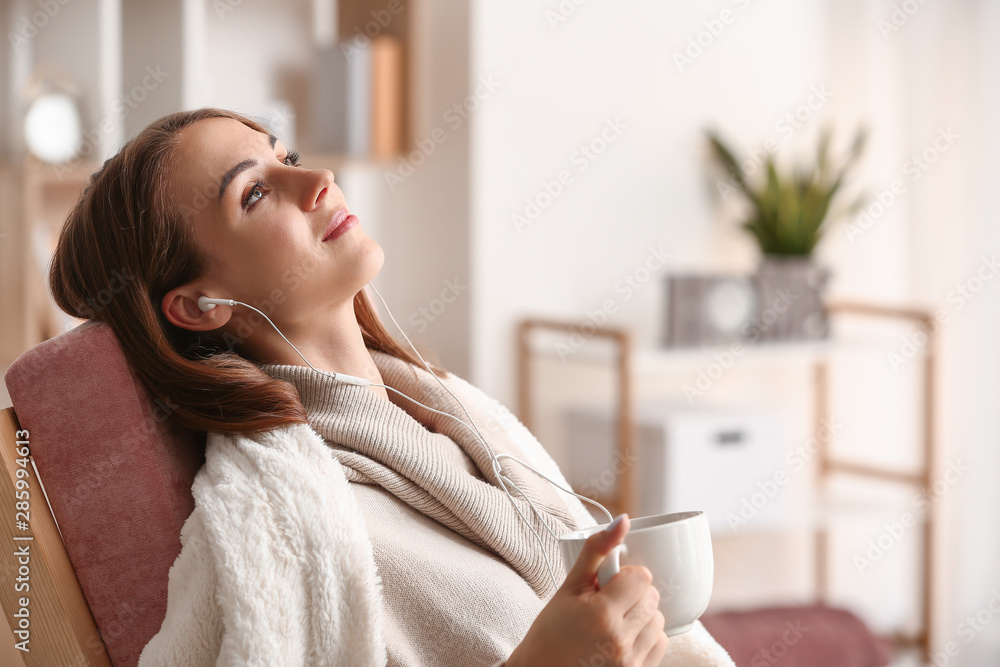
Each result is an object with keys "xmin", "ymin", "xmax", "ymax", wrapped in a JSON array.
[{"xmin": 0, "ymin": 407, "xmax": 112, "ymax": 666}]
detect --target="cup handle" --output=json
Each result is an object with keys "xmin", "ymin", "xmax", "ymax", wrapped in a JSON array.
[{"xmin": 597, "ymin": 544, "xmax": 625, "ymax": 589}]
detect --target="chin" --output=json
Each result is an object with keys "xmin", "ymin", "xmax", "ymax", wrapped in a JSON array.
[{"xmin": 357, "ymin": 239, "xmax": 386, "ymax": 285}]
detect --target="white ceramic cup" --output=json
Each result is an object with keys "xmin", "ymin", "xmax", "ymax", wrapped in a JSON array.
[{"xmin": 558, "ymin": 511, "xmax": 714, "ymax": 636}]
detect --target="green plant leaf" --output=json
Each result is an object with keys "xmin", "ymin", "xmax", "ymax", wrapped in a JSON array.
[
  {"xmin": 705, "ymin": 124, "xmax": 866, "ymax": 256},
  {"xmin": 705, "ymin": 130, "xmax": 747, "ymax": 190},
  {"xmin": 816, "ymin": 125, "xmax": 833, "ymax": 182}
]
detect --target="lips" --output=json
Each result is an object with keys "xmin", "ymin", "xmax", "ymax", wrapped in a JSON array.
[{"xmin": 322, "ymin": 208, "xmax": 351, "ymax": 242}]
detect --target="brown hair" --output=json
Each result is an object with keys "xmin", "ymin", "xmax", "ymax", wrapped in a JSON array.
[{"xmin": 48, "ymin": 107, "xmax": 447, "ymax": 436}]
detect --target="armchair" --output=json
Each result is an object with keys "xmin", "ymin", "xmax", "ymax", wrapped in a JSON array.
[{"xmin": 1, "ymin": 321, "xmax": 205, "ymax": 667}]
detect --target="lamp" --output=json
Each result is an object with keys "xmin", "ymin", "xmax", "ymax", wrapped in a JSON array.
[{"xmin": 20, "ymin": 65, "xmax": 84, "ymax": 164}]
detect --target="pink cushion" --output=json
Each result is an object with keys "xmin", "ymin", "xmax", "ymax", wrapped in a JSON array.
[
  {"xmin": 701, "ymin": 604, "xmax": 894, "ymax": 667},
  {"xmin": 4, "ymin": 320, "xmax": 205, "ymax": 667}
]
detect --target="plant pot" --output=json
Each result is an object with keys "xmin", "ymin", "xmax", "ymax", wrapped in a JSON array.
[{"xmin": 752, "ymin": 255, "xmax": 830, "ymax": 342}]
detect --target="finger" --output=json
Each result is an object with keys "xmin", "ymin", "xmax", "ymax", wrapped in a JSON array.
[
  {"xmin": 622, "ymin": 580, "xmax": 660, "ymax": 635},
  {"xmin": 562, "ymin": 514, "xmax": 629, "ymax": 592},
  {"xmin": 627, "ymin": 608, "xmax": 666, "ymax": 665},
  {"xmin": 644, "ymin": 632, "xmax": 670, "ymax": 667},
  {"xmin": 598, "ymin": 564, "xmax": 652, "ymax": 616}
]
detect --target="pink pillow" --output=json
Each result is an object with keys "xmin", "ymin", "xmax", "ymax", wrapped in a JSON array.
[
  {"xmin": 4, "ymin": 320, "xmax": 205, "ymax": 667},
  {"xmin": 701, "ymin": 604, "xmax": 894, "ymax": 667}
]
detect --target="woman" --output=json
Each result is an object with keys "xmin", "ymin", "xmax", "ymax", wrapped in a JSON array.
[{"xmin": 47, "ymin": 108, "xmax": 720, "ymax": 666}]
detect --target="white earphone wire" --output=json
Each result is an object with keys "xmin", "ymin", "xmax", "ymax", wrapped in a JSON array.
[
  {"xmin": 365, "ymin": 282, "xmax": 616, "ymax": 587},
  {"xmin": 207, "ymin": 286, "xmax": 616, "ymax": 589}
]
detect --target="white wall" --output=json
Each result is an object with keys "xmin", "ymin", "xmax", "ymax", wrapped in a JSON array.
[
  {"xmin": 121, "ymin": 0, "xmax": 185, "ymax": 140},
  {"xmin": 468, "ymin": 0, "xmax": 841, "ymax": 620},
  {"xmin": 468, "ymin": 0, "xmax": 999, "ymax": 661},
  {"xmin": 470, "ymin": 0, "xmax": 844, "ymax": 399},
  {"xmin": 379, "ymin": 0, "xmax": 472, "ymax": 378},
  {"xmin": 197, "ymin": 0, "xmax": 314, "ymax": 128},
  {"xmin": 954, "ymin": 1, "xmax": 1000, "ymax": 662}
]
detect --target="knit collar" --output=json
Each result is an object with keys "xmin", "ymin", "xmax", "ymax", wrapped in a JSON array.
[
  {"xmin": 257, "ymin": 350, "xmax": 498, "ymax": 479},
  {"xmin": 256, "ymin": 349, "xmax": 580, "ymax": 598}
]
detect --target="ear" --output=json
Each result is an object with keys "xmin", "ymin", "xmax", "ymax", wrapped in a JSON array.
[{"xmin": 161, "ymin": 285, "xmax": 232, "ymax": 331}]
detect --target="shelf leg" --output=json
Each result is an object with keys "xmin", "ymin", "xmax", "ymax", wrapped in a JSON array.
[{"xmin": 814, "ymin": 359, "xmax": 829, "ymax": 602}]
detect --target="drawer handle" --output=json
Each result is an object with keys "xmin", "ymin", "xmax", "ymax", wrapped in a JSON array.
[{"xmin": 716, "ymin": 430, "xmax": 745, "ymax": 445}]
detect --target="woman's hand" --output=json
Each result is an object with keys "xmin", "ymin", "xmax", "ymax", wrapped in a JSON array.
[{"xmin": 506, "ymin": 515, "xmax": 669, "ymax": 667}]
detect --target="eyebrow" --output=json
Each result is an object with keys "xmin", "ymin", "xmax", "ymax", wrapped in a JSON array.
[{"xmin": 217, "ymin": 133, "xmax": 278, "ymax": 203}]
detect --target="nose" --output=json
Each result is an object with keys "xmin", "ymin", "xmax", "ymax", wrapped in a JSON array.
[{"xmin": 302, "ymin": 168, "xmax": 336, "ymax": 212}]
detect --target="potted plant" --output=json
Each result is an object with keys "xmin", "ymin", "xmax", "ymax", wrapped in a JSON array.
[{"xmin": 703, "ymin": 125, "xmax": 867, "ymax": 341}]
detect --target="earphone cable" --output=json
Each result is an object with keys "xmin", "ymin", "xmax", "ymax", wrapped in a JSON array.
[
  {"xmin": 219, "ymin": 294, "xmax": 564, "ymax": 587},
  {"xmin": 218, "ymin": 288, "xmax": 618, "ymax": 590}
]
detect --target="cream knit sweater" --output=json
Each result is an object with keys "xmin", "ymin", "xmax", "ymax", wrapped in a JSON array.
[
  {"xmin": 260, "ymin": 352, "xmax": 587, "ymax": 665},
  {"xmin": 138, "ymin": 348, "xmax": 735, "ymax": 666}
]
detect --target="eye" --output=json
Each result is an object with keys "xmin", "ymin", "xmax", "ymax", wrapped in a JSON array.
[
  {"xmin": 243, "ymin": 182, "xmax": 265, "ymax": 209},
  {"xmin": 240, "ymin": 151, "xmax": 301, "ymax": 212}
]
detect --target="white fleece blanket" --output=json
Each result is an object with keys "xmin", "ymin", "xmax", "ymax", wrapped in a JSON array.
[{"xmin": 138, "ymin": 391, "xmax": 735, "ymax": 666}]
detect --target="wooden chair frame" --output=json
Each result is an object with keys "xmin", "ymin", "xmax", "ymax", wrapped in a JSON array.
[
  {"xmin": 516, "ymin": 319, "xmax": 635, "ymax": 518},
  {"xmin": 816, "ymin": 301, "xmax": 937, "ymax": 663},
  {"xmin": 0, "ymin": 407, "xmax": 113, "ymax": 667}
]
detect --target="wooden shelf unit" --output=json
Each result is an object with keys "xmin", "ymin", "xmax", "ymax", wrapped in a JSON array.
[
  {"xmin": 0, "ymin": 0, "xmax": 418, "ymax": 370},
  {"xmin": 516, "ymin": 300, "xmax": 938, "ymax": 664}
]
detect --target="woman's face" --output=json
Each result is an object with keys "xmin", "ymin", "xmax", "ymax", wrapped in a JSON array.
[{"xmin": 162, "ymin": 116, "xmax": 383, "ymax": 332}]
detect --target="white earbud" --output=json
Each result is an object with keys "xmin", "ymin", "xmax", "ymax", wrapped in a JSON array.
[
  {"xmin": 198, "ymin": 296, "xmax": 236, "ymax": 312},
  {"xmin": 196, "ymin": 295, "xmax": 371, "ymax": 387}
]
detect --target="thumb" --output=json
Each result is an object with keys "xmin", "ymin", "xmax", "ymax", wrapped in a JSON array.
[{"xmin": 563, "ymin": 513, "xmax": 629, "ymax": 592}]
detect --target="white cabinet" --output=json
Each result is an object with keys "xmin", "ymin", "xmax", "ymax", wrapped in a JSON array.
[{"xmin": 562, "ymin": 403, "xmax": 788, "ymax": 534}]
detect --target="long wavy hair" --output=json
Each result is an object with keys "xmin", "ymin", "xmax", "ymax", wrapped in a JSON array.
[{"xmin": 48, "ymin": 107, "xmax": 447, "ymax": 436}]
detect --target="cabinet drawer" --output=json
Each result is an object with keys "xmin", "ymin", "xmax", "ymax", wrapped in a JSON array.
[{"xmin": 562, "ymin": 404, "xmax": 788, "ymax": 533}]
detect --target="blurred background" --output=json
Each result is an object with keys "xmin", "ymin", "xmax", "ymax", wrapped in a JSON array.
[{"xmin": 0, "ymin": 1, "xmax": 997, "ymax": 666}]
